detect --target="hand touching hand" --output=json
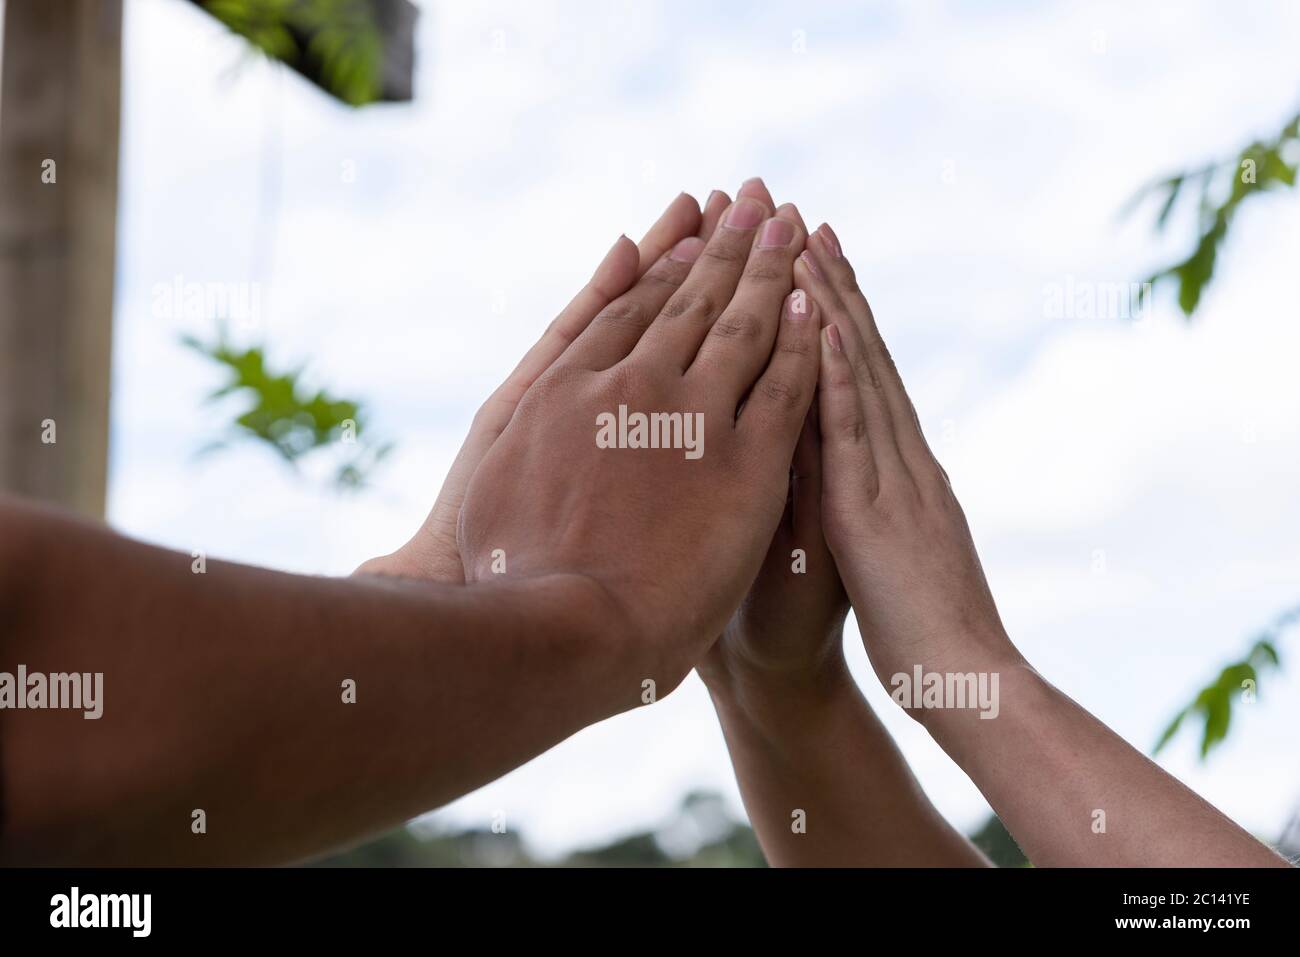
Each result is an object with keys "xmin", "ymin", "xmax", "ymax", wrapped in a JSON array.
[
  {"xmin": 695, "ymin": 195, "xmax": 848, "ymax": 695},
  {"xmin": 697, "ymin": 409, "xmax": 849, "ymax": 694},
  {"xmin": 458, "ymin": 192, "xmax": 819, "ymax": 694},
  {"xmin": 794, "ymin": 225, "xmax": 1022, "ymax": 696},
  {"xmin": 358, "ymin": 189, "xmax": 732, "ymax": 584}
]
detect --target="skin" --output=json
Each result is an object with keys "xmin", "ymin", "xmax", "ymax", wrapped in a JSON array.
[
  {"xmin": 0, "ymin": 184, "xmax": 814, "ymax": 865},
  {"xmin": 359, "ymin": 187, "xmax": 733, "ymax": 585},
  {"xmin": 696, "ymin": 413, "xmax": 990, "ymax": 866},
  {"xmin": 794, "ymin": 222, "xmax": 1287, "ymax": 868},
  {"xmin": 361, "ymin": 175, "xmax": 821, "ymax": 696},
  {"xmin": 0, "ymin": 180, "xmax": 1285, "ymax": 868},
  {"xmin": 454, "ymin": 179, "xmax": 821, "ymax": 692}
]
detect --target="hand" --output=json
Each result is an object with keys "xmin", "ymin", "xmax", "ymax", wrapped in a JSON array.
[
  {"xmin": 795, "ymin": 224, "xmax": 1022, "ymax": 700},
  {"xmin": 696, "ymin": 196, "xmax": 849, "ymax": 697},
  {"xmin": 697, "ymin": 408, "xmax": 849, "ymax": 696},
  {"xmin": 357, "ymin": 189, "xmax": 731, "ymax": 584},
  {"xmin": 458, "ymin": 191, "xmax": 820, "ymax": 693}
]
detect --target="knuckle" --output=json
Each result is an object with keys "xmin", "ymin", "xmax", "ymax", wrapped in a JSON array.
[
  {"xmin": 866, "ymin": 336, "xmax": 897, "ymax": 374},
  {"xmin": 602, "ymin": 358, "xmax": 658, "ymax": 400},
  {"xmin": 594, "ymin": 297, "xmax": 648, "ymax": 331},
  {"xmin": 742, "ymin": 259, "xmax": 787, "ymax": 284},
  {"xmin": 639, "ymin": 266, "xmax": 687, "ymax": 293},
  {"xmin": 835, "ymin": 261, "xmax": 861, "ymax": 296},
  {"xmin": 827, "ymin": 367, "xmax": 857, "ymax": 391},
  {"xmin": 639, "ymin": 269, "xmax": 691, "ymax": 295},
  {"xmin": 833, "ymin": 411, "xmax": 868, "ymax": 444},
  {"xmin": 543, "ymin": 315, "xmax": 579, "ymax": 347},
  {"xmin": 758, "ymin": 376, "xmax": 804, "ymax": 410},
  {"xmin": 709, "ymin": 309, "xmax": 763, "ymax": 342},
  {"xmin": 852, "ymin": 350, "xmax": 884, "ymax": 390},
  {"xmin": 661, "ymin": 289, "xmax": 716, "ymax": 322},
  {"xmin": 700, "ymin": 242, "xmax": 748, "ymax": 268},
  {"xmin": 776, "ymin": 333, "xmax": 814, "ymax": 358}
]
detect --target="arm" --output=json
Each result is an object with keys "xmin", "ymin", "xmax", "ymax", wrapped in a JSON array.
[
  {"xmin": 920, "ymin": 661, "xmax": 1287, "ymax": 867},
  {"xmin": 699, "ymin": 390, "xmax": 986, "ymax": 867},
  {"xmin": 706, "ymin": 662, "xmax": 988, "ymax": 867},
  {"xmin": 796, "ymin": 224, "xmax": 1288, "ymax": 868},
  {"xmin": 0, "ymin": 498, "xmax": 628, "ymax": 865},
  {"xmin": 0, "ymin": 190, "xmax": 720, "ymax": 866}
]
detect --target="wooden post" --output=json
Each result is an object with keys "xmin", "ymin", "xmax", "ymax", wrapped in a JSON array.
[{"xmin": 0, "ymin": 0, "xmax": 122, "ymax": 517}]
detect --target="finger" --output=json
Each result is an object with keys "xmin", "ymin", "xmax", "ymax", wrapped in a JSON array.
[
  {"xmin": 687, "ymin": 206, "xmax": 807, "ymax": 404},
  {"xmin": 553, "ymin": 236, "xmax": 706, "ymax": 371},
  {"xmin": 422, "ymin": 197, "xmax": 702, "ymax": 549},
  {"xmin": 629, "ymin": 192, "xmax": 774, "ymax": 373},
  {"xmin": 796, "ymin": 246, "xmax": 908, "ymax": 490},
  {"xmin": 805, "ymin": 222, "xmax": 937, "ymax": 473},
  {"xmin": 636, "ymin": 191, "xmax": 703, "ymax": 274},
  {"xmin": 737, "ymin": 175, "xmax": 776, "ymax": 210},
  {"xmin": 736, "ymin": 290, "xmax": 820, "ymax": 457},
  {"xmin": 777, "ymin": 201, "xmax": 808, "ymax": 233},
  {"xmin": 816, "ymin": 322, "xmax": 879, "ymax": 505},
  {"xmin": 493, "ymin": 196, "xmax": 703, "ymax": 402},
  {"xmin": 791, "ymin": 406, "xmax": 823, "ymax": 539},
  {"xmin": 488, "ymin": 234, "xmax": 639, "ymax": 411},
  {"xmin": 698, "ymin": 189, "xmax": 731, "ymax": 240}
]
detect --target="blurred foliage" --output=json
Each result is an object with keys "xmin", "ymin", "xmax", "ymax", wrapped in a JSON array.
[
  {"xmin": 311, "ymin": 791, "xmax": 767, "ymax": 868},
  {"xmin": 1128, "ymin": 108, "xmax": 1298, "ymax": 770},
  {"xmin": 184, "ymin": 332, "xmax": 391, "ymax": 489},
  {"xmin": 313, "ymin": 796, "xmax": 1037, "ymax": 869},
  {"xmin": 313, "ymin": 795, "xmax": 1290, "ymax": 869},
  {"xmin": 202, "ymin": 0, "xmax": 383, "ymax": 105},
  {"xmin": 1154, "ymin": 607, "xmax": 1296, "ymax": 760},
  {"xmin": 1127, "ymin": 108, "xmax": 1299, "ymax": 316},
  {"xmin": 185, "ymin": 2, "xmax": 391, "ymax": 481},
  {"xmin": 968, "ymin": 814, "xmax": 1029, "ymax": 868}
]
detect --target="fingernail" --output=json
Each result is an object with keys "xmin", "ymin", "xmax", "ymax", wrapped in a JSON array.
[
  {"xmin": 818, "ymin": 223, "xmax": 843, "ymax": 258},
  {"xmin": 777, "ymin": 202, "xmax": 807, "ymax": 230},
  {"xmin": 826, "ymin": 324, "xmax": 843, "ymax": 352},
  {"xmin": 758, "ymin": 218, "xmax": 795, "ymax": 248},
  {"xmin": 799, "ymin": 250, "xmax": 822, "ymax": 279},
  {"xmin": 740, "ymin": 176, "xmax": 766, "ymax": 194},
  {"xmin": 725, "ymin": 198, "xmax": 765, "ymax": 230},
  {"xmin": 669, "ymin": 236, "xmax": 705, "ymax": 263},
  {"xmin": 706, "ymin": 189, "xmax": 726, "ymax": 208},
  {"xmin": 787, "ymin": 289, "xmax": 811, "ymax": 320}
]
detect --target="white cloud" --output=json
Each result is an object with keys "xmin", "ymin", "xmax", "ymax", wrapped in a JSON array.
[{"xmin": 108, "ymin": 0, "xmax": 1300, "ymax": 854}]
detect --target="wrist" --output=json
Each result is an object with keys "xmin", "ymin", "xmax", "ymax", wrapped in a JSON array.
[
  {"xmin": 910, "ymin": 649, "xmax": 1043, "ymax": 736},
  {"xmin": 446, "ymin": 570, "xmax": 658, "ymax": 719},
  {"xmin": 705, "ymin": 635, "xmax": 856, "ymax": 732},
  {"xmin": 526, "ymin": 571, "xmax": 674, "ymax": 710}
]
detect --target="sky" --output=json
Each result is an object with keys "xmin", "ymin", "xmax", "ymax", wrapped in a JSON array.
[{"xmin": 108, "ymin": 0, "xmax": 1300, "ymax": 858}]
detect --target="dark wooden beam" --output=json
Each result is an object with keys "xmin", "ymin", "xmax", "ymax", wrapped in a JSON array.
[{"xmin": 188, "ymin": 0, "xmax": 418, "ymax": 104}]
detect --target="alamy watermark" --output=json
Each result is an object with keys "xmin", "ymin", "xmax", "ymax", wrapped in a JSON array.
[
  {"xmin": 890, "ymin": 666, "xmax": 999, "ymax": 719},
  {"xmin": 0, "ymin": 665, "xmax": 103, "ymax": 719},
  {"xmin": 596, "ymin": 404, "xmax": 704, "ymax": 460},
  {"xmin": 151, "ymin": 274, "xmax": 263, "ymax": 327},
  {"xmin": 1043, "ymin": 275, "xmax": 1152, "ymax": 321},
  {"xmin": 50, "ymin": 887, "xmax": 150, "ymax": 937}
]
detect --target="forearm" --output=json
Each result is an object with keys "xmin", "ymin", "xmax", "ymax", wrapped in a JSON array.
[
  {"xmin": 707, "ymin": 656, "xmax": 988, "ymax": 867},
  {"xmin": 0, "ymin": 499, "xmax": 635, "ymax": 865},
  {"xmin": 922, "ymin": 658, "xmax": 1289, "ymax": 867}
]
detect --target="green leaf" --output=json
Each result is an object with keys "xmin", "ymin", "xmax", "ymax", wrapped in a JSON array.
[
  {"xmin": 1200, "ymin": 691, "xmax": 1231, "ymax": 758},
  {"xmin": 1154, "ymin": 616, "xmax": 1286, "ymax": 761},
  {"xmin": 1129, "ymin": 109, "xmax": 1300, "ymax": 319},
  {"xmin": 185, "ymin": 330, "xmax": 390, "ymax": 489},
  {"xmin": 1153, "ymin": 707, "xmax": 1188, "ymax": 755}
]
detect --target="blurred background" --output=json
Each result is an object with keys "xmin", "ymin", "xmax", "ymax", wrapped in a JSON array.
[{"xmin": 2, "ymin": 0, "xmax": 1298, "ymax": 865}]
